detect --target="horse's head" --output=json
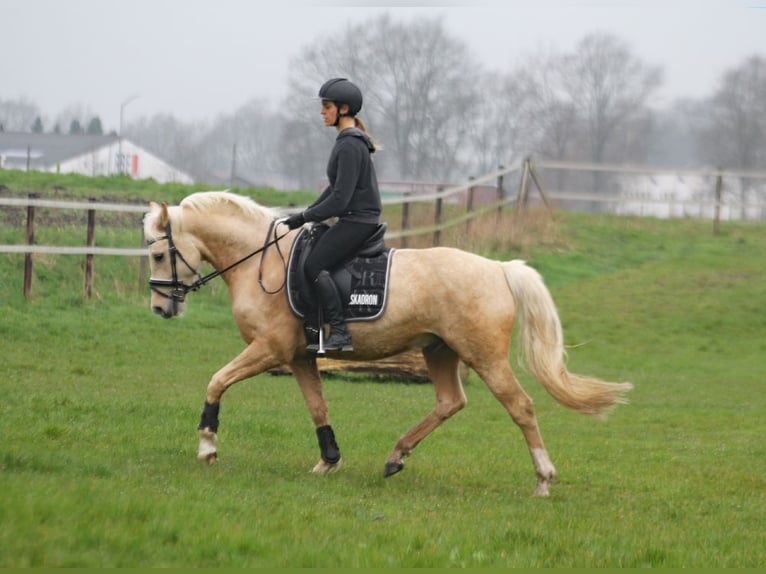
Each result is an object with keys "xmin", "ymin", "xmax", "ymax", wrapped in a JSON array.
[{"xmin": 143, "ymin": 201, "xmax": 202, "ymax": 318}]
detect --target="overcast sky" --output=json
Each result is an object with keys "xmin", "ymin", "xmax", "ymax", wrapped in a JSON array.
[{"xmin": 4, "ymin": 0, "xmax": 765, "ymax": 132}]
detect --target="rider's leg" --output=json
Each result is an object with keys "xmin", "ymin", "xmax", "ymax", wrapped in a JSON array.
[
  {"xmin": 304, "ymin": 221, "xmax": 377, "ymax": 352},
  {"xmin": 313, "ymin": 270, "xmax": 353, "ymax": 351}
]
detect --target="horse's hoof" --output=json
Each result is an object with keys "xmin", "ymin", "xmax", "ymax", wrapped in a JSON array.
[
  {"xmin": 312, "ymin": 458, "xmax": 342, "ymax": 474},
  {"xmin": 198, "ymin": 452, "xmax": 217, "ymax": 465},
  {"xmin": 383, "ymin": 461, "xmax": 404, "ymax": 477},
  {"xmin": 533, "ymin": 480, "xmax": 551, "ymax": 497}
]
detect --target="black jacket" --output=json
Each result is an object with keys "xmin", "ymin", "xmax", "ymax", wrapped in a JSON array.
[{"xmin": 303, "ymin": 128, "xmax": 382, "ymax": 225}]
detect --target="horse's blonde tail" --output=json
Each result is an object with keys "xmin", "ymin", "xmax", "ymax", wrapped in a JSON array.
[{"xmin": 502, "ymin": 260, "xmax": 633, "ymax": 417}]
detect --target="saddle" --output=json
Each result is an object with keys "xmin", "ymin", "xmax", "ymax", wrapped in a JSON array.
[{"xmin": 286, "ymin": 223, "xmax": 394, "ymax": 341}]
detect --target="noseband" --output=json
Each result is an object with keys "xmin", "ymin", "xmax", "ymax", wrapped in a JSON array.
[
  {"xmin": 147, "ymin": 220, "xmax": 204, "ymax": 314},
  {"xmin": 148, "ymin": 218, "xmax": 289, "ymax": 313}
]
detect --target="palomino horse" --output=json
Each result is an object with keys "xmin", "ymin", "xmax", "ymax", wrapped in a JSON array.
[{"xmin": 144, "ymin": 191, "xmax": 632, "ymax": 496}]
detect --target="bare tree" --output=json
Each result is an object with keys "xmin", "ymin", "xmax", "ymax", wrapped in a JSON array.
[
  {"xmin": 279, "ymin": 113, "xmax": 331, "ymax": 190},
  {"xmin": 368, "ymin": 15, "xmax": 482, "ymax": 181},
  {"xmin": 466, "ymin": 71, "xmax": 531, "ymax": 176},
  {"xmin": 199, "ymin": 98, "xmax": 285, "ymax": 187},
  {"xmin": 0, "ymin": 97, "xmax": 41, "ymax": 132},
  {"xmin": 510, "ymin": 50, "xmax": 578, "ymax": 165},
  {"xmin": 507, "ymin": 54, "xmax": 580, "ymax": 194},
  {"xmin": 491, "ymin": 39, "xmax": 659, "ymax": 198},
  {"xmin": 700, "ymin": 55, "xmax": 766, "ymax": 170},
  {"xmin": 647, "ymin": 98, "xmax": 705, "ymax": 168},
  {"xmin": 561, "ymin": 32, "xmax": 662, "ymax": 191},
  {"xmin": 699, "ymin": 55, "xmax": 766, "ymax": 216},
  {"xmin": 125, "ymin": 113, "xmax": 205, "ymax": 178},
  {"xmin": 285, "ymin": 14, "xmax": 483, "ymax": 183},
  {"xmin": 54, "ymin": 103, "xmax": 99, "ymax": 136},
  {"xmin": 280, "ymin": 43, "xmax": 353, "ymax": 189}
]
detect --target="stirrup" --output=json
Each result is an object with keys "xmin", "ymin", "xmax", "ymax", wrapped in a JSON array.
[{"xmin": 306, "ymin": 323, "xmax": 326, "ymax": 354}]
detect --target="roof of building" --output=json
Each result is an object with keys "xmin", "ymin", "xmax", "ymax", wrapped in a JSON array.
[{"xmin": 0, "ymin": 132, "xmax": 120, "ymax": 167}]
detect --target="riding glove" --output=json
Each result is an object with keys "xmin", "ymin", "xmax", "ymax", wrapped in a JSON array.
[{"xmin": 284, "ymin": 213, "xmax": 306, "ymax": 230}]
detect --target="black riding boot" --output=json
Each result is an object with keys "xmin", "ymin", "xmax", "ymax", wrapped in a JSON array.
[{"xmin": 311, "ymin": 270, "xmax": 353, "ymax": 352}]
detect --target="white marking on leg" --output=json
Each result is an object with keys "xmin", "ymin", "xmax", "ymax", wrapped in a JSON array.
[
  {"xmin": 531, "ymin": 447, "xmax": 556, "ymax": 496},
  {"xmin": 531, "ymin": 447, "xmax": 556, "ymax": 478},
  {"xmin": 311, "ymin": 458, "xmax": 342, "ymax": 474},
  {"xmin": 198, "ymin": 428, "xmax": 218, "ymax": 460}
]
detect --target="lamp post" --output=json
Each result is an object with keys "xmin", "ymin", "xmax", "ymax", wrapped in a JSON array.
[{"xmin": 118, "ymin": 94, "xmax": 139, "ymax": 175}]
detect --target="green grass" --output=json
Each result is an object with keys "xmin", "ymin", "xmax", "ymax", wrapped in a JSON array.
[
  {"xmin": 0, "ymin": 167, "xmax": 318, "ymax": 206},
  {"xmin": 1, "ymin": 180, "xmax": 764, "ymax": 566}
]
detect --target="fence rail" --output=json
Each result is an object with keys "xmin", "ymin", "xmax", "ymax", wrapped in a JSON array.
[
  {"xmin": 0, "ymin": 245, "xmax": 148, "ymax": 256},
  {"xmin": 533, "ymin": 159, "xmax": 766, "ymax": 179},
  {"xmin": 3, "ymin": 159, "xmax": 766, "ymax": 298},
  {"xmin": 0, "ymin": 195, "xmax": 150, "ymax": 297},
  {"xmin": 0, "ymin": 197, "xmax": 148, "ymax": 213}
]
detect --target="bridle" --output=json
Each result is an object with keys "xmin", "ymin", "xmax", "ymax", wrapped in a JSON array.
[{"xmin": 148, "ymin": 217, "xmax": 290, "ymax": 313}]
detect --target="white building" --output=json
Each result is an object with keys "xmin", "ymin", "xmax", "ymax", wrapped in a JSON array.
[
  {"xmin": 616, "ymin": 172, "xmax": 765, "ymax": 221},
  {"xmin": 0, "ymin": 132, "xmax": 194, "ymax": 184}
]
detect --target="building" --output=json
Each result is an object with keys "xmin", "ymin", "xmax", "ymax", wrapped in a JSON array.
[
  {"xmin": 616, "ymin": 173, "xmax": 765, "ymax": 220},
  {"xmin": 0, "ymin": 132, "xmax": 194, "ymax": 184}
]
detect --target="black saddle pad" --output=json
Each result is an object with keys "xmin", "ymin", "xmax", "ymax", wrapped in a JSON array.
[{"xmin": 286, "ymin": 227, "xmax": 394, "ymax": 322}]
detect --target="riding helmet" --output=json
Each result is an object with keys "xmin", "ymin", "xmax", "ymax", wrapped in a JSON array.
[{"xmin": 318, "ymin": 78, "xmax": 363, "ymax": 116}]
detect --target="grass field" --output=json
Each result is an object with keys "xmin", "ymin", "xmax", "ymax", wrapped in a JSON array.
[{"xmin": 1, "ymin": 181, "xmax": 764, "ymax": 566}]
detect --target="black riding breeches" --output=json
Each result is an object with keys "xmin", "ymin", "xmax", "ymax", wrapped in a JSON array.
[{"xmin": 304, "ymin": 220, "xmax": 378, "ymax": 282}]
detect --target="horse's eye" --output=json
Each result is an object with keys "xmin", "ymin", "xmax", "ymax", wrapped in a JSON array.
[{"xmin": 153, "ymin": 253, "xmax": 165, "ymax": 263}]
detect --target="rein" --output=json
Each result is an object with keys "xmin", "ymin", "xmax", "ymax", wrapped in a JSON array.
[{"xmin": 148, "ymin": 218, "xmax": 290, "ymax": 309}]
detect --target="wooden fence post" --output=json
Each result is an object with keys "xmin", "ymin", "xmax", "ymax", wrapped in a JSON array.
[
  {"xmin": 400, "ymin": 191, "xmax": 410, "ymax": 248},
  {"xmin": 713, "ymin": 170, "xmax": 723, "ymax": 236},
  {"xmin": 140, "ymin": 228, "xmax": 148, "ymax": 289},
  {"xmin": 515, "ymin": 159, "xmax": 531, "ymax": 216},
  {"xmin": 433, "ymin": 186, "xmax": 444, "ymax": 246},
  {"xmin": 84, "ymin": 198, "xmax": 96, "ymax": 298},
  {"xmin": 496, "ymin": 166, "xmax": 505, "ymax": 224},
  {"xmin": 527, "ymin": 160, "xmax": 555, "ymax": 218},
  {"xmin": 23, "ymin": 193, "xmax": 37, "ymax": 298},
  {"xmin": 465, "ymin": 176, "xmax": 476, "ymax": 234}
]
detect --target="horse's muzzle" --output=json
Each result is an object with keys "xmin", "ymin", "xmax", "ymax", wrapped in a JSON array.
[{"xmin": 153, "ymin": 304, "xmax": 178, "ymax": 319}]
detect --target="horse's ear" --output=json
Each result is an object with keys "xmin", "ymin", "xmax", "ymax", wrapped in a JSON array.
[{"xmin": 159, "ymin": 202, "xmax": 170, "ymax": 229}]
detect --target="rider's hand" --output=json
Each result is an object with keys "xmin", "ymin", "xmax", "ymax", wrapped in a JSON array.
[{"xmin": 283, "ymin": 213, "xmax": 306, "ymax": 230}]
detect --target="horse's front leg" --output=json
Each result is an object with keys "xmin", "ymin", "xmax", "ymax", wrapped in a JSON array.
[
  {"xmin": 290, "ymin": 357, "xmax": 342, "ymax": 474},
  {"xmin": 197, "ymin": 341, "xmax": 280, "ymax": 464}
]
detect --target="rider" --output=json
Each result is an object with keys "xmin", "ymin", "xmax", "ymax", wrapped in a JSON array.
[{"xmin": 283, "ymin": 78, "xmax": 383, "ymax": 352}]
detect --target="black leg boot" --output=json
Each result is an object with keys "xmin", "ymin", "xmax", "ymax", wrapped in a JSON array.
[{"xmin": 313, "ymin": 270, "xmax": 353, "ymax": 352}]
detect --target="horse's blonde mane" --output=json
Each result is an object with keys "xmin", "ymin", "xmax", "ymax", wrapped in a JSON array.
[
  {"xmin": 144, "ymin": 191, "xmax": 276, "ymax": 242},
  {"xmin": 181, "ymin": 191, "xmax": 276, "ymax": 222}
]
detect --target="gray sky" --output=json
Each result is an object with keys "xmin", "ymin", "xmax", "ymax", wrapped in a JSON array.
[{"xmin": 4, "ymin": 0, "xmax": 765, "ymax": 132}]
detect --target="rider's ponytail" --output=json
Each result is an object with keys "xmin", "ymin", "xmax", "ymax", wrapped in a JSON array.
[{"xmin": 354, "ymin": 116, "xmax": 382, "ymax": 152}]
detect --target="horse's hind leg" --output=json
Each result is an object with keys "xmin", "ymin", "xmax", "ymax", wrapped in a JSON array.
[
  {"xmin": 384, "ymin": 341, "xmax": 467, "ymax": 477},
  {"xmin": 473, "ymin": 360, "xmax": 556, "ymax": 496}
]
